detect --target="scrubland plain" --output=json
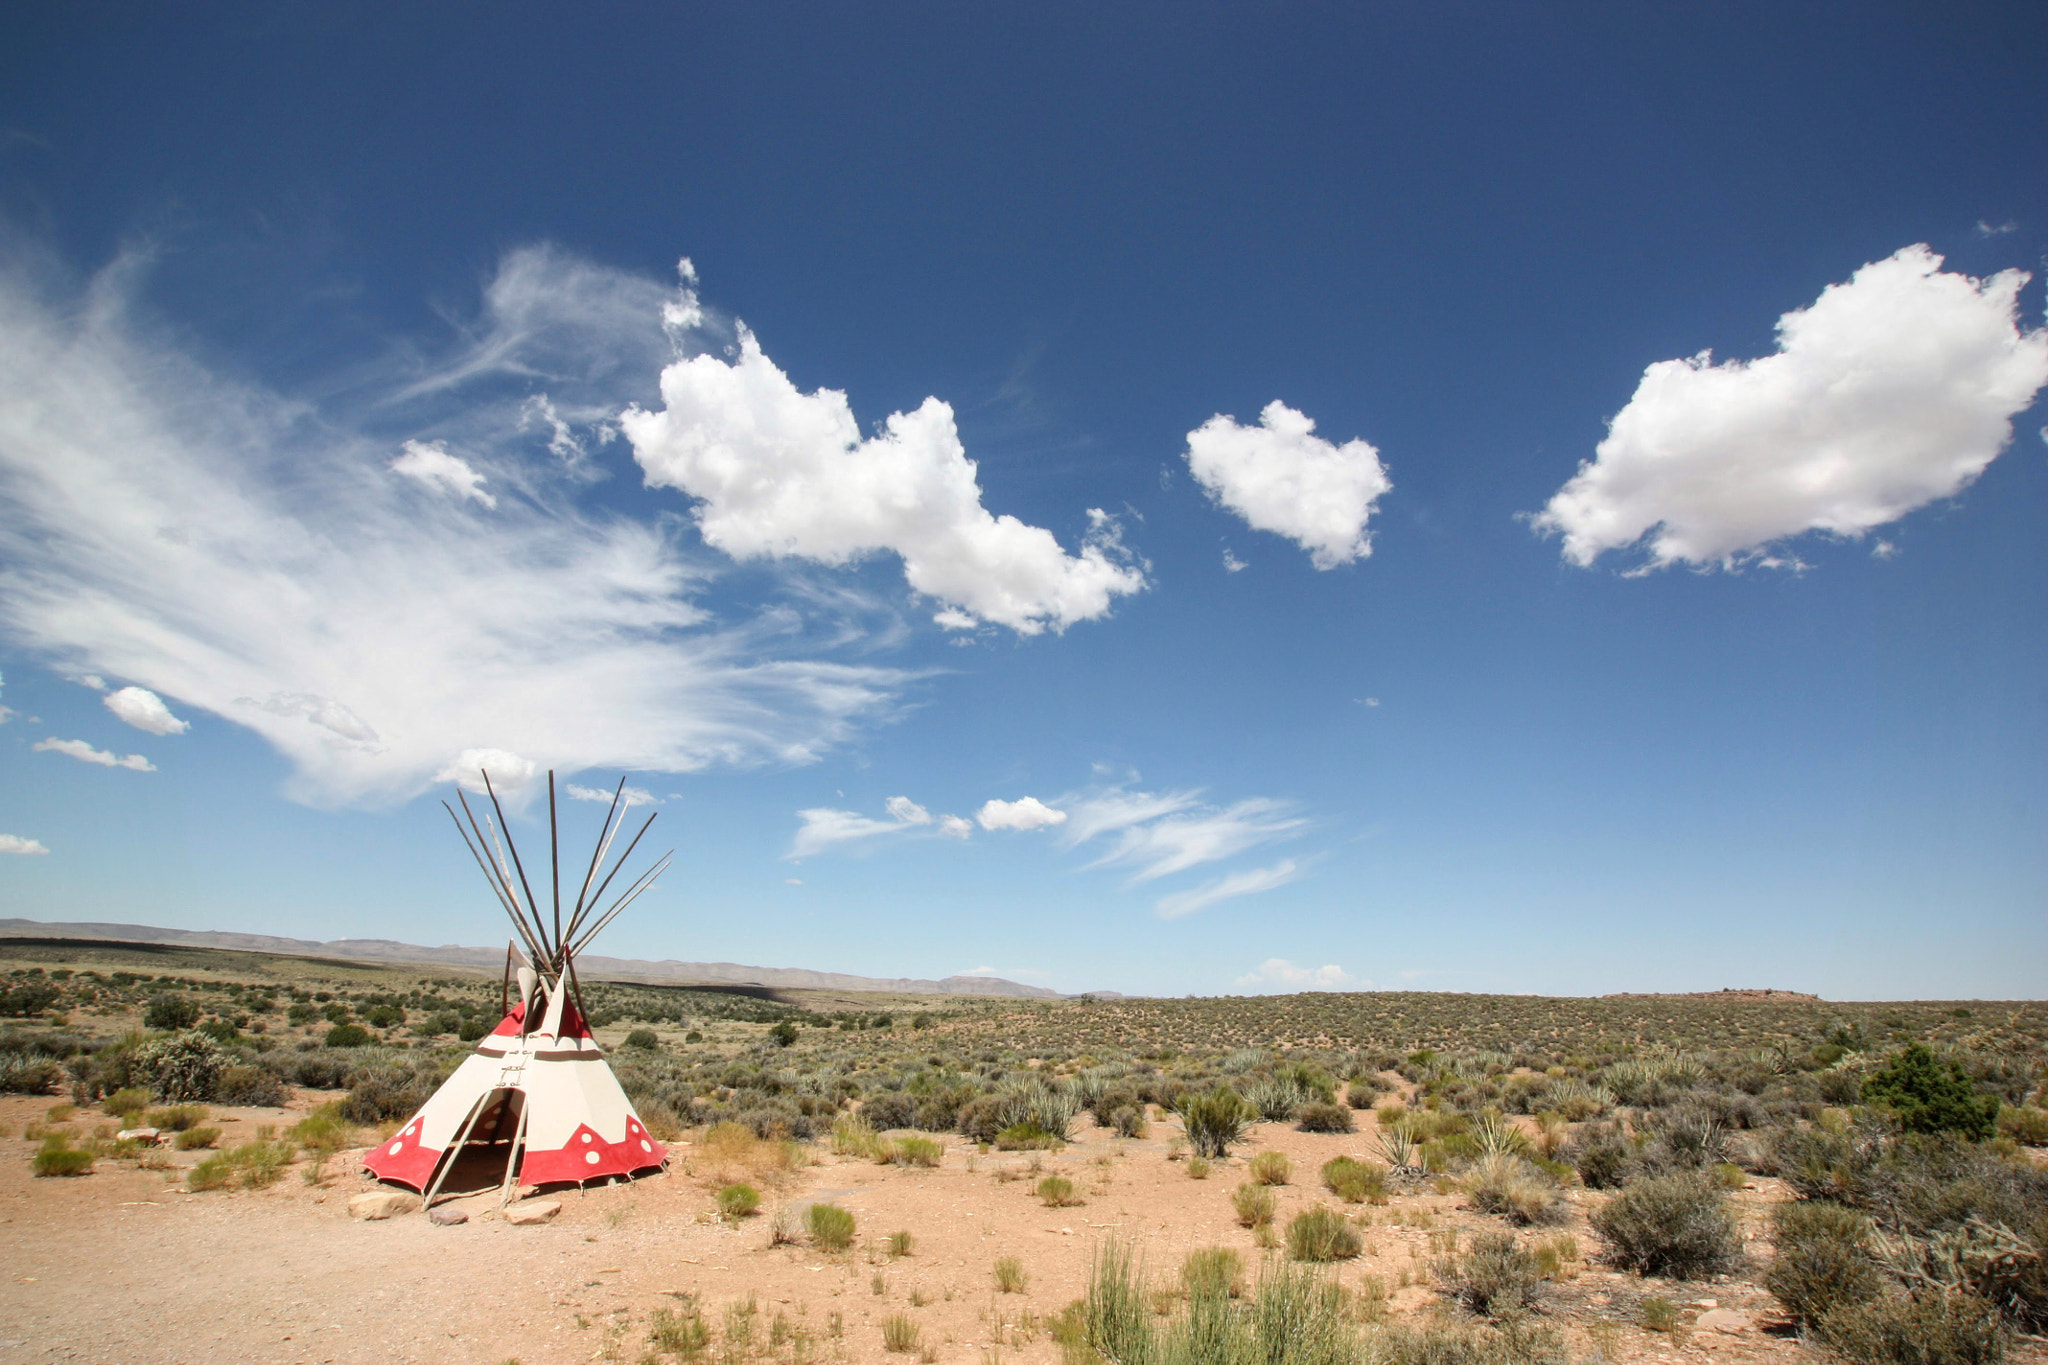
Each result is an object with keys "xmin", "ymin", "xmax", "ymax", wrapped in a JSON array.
[{"xmin": 0, "ymin": 938, "xmax": 2043, "ymax": 1365}]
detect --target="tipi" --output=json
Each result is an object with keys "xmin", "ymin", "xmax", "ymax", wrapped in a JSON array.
[{"xmin": 363, "ymin": 772, "xmax": 672, "ymax": 1203}]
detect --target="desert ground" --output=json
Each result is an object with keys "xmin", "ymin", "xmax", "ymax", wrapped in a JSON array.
[{"xmin": 0, "ymin": 940, "xmax": 2042, "ymax": 1365}]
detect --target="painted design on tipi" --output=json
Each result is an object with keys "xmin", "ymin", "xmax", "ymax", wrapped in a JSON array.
[{"xmin": 360, "ymin": 772, "xmax": 673, "ymax": 1201}]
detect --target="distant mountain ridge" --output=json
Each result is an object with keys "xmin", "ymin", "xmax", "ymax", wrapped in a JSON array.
[{"xmin": 0, "ymin": 918, "xmax": 1063, "ymax": 999}]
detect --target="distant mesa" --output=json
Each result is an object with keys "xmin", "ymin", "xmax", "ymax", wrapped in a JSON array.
[{"xmin": 0, "ymin": 918, "xmax": 1062, "ymax": 999}]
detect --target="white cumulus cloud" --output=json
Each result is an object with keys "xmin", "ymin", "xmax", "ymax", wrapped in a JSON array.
[
  {"xmin": 620, "ymin": 305, "xmax": 1147, "ymax": 635},
  {"xmin": 566, "ymin": 782, "xmax": 657, "ymax": 808},
  {"xmin": 390, "ymin": 439, "xmax": 497, "ymax": 507},
  {"xmin": 1156, "ymin": 859, "xmax": 1300, "ymax": 919},
  {"xmin": 33, "ymin": 737, "xmax": 155, "ymax": 771},
  {"xmin": 1184, "ymin": 401, "xmax": 1391, "ymax": 569},
  {"xmin": 787, "ymin": 807, "xmax": 903, "ymax": 859},
  {"xmin": 1234, "ymin": 958, "xmax": 1360, "ymax": 992},
  {"xmin": 0, "ymin": 242, "xmax": 909, "ymax": 806},
  {"xmin": 0, "ymin": 834, "xmax": 49, "ymax": 855},
  {"xmin": 976, "ymin": 796, "xmax": 1068, "ymax": 832},
  {"xmin": 103, "ymin": 685, "xmax": 189, "ymax": 735},
  {"xmin": 937, "ymin": 814, "xmax": 973, "ymax": 839},
  {"xmin": 1531, "ymin": 245, "xmax": 2048, "ymax": 570}
]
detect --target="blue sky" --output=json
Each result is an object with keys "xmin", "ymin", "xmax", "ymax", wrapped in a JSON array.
[{"xmin": 2, "ymin": 3, "xmax": 2044, "ymax": 999}]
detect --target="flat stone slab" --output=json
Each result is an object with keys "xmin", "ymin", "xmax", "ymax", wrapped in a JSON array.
[
  {"xmin": 427, "ymin": 1205, "xmax": 469, "ymax": 1226},
  {"xmin": 1697, "ymin": 1309, "xmax": 1752, "ymax": 1335},
  {"xmin": 116, "ymin": 1128, "xmax": 162, "ymax": 1145},
  {"xmin": 348, "ymin": 1192, "xmax": 419, "ymax": 1220},
  {"xmin": 503, "ymin": 1199, "xmax": 561, "ymax": 1226}
]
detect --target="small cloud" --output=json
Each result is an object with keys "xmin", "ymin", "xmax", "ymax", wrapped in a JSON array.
[
  {"xmin": 1355, "ymin": 697, "xmax": 1379, "ymax": 707},
  {"xmin": 784, "ymin": 877, "xmax": 803, "ymax": 885},
  {"xmin": 1872, "ymin": 540, "xmax": 1899, "ymax": 560},
  {"xmin": 885, "ymin": 795, "xmax": 933, "ymax": 825},
  {"xmin": 977, "ymin": 796, "xmax": 1068, "ymax": 832},
  {"xmin": 239, "ymin": 692, "xmax": 379, "ymax": 744},
  {"xmin": 1222, "ymin": 547, "xmax": 1247, "ymax": 573},
  {"xmin": 566, "ymin": 782, "xmax": 658, "ymax": 807},
  {"xmin": 33, "ymin": 737, "xmax": 155, "ymax": 771},
  {"xmin": 1185, "ymin": 401, "xmax": 1391, "ymax": 569},
  {"xmin": 937, "ymin": 814, "xmax": 973, "ymax": 839},
  {"xmin": 104, "ymin": 686, "xmax": 190, "ymax": 736},
  {"xmin": 390, "ymin": 439, "xmax": 498, "ymax": 507},
  {"xmin": 76, "ymin": 674, "xmax": 106, "ymax": 691},
  {"xmin": 933, "ymin": 608, "xmax": 978, "ymax": 631},
  {"xmin": 1234, "ymin": 957, "xmax": 1360, "ymax": 992},
  {"xmin": 434, "ymin": 747, "xmax": 536, "ymax": 794},
  {"xmin": 0, "ymin": 834, "xmax": 50, "ymax": 855},
  {"xmin": 1156, "ymin": 859, "xmax": 1300, "ymax": 919},
  {"xmin": 1975, "ymin": 219, "xmax": 2018, "ymax": 237}
]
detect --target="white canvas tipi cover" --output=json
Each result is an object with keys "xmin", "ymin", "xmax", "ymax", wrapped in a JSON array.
[{"xmin": 364, "ymin": 971, "xmax": 666, "ymax": 1190}]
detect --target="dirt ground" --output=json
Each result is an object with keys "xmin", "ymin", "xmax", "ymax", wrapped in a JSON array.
[{"xmin": 0, "ymin": 1088, "xmax": 1849, "ymax": 1365}]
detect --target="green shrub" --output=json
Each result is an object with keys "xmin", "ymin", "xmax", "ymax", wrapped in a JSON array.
[
  {"xmin": 458, "ymin": 1017, "xmax": 489, "ymax": 1042},
  {"xmin": 894, "ymin": 1135, "xmax": 943, "ymax": 1167},
  {"xmin": 886, "ymin": 1229, "xmax": 913, "ymax": 1257},
  {"xmin": 1437, "ymin": 1230, "xmax": 1544, "ymax": 1320},
  {"xmin": 1181, "ymin": 1087, "xmax": 1250, "ymax": 1159},
  {"xmin": 1232, "ymin": 1182, "xmax": 1277, "ymax": 1228},
  {"xmin": 768, "ymin": 1020, "xmax": 799, "ymax": 1047},
  {"xmin": 290, "ymin": 1104, "xmax": 356, "ymax": 1156},
  {"xmin": 1249, "ymin": 1150, "xmax": 1292, "ymax": 1185},
  {"xmin": 1286, "ymin": 1205, "xmax": 1363, "ymax": 1261},
  {"xmin": 1639, "ymin": 1297, "xmax": 1679, "ymax": 1333},
  {"xmin": 1186, "ymin": 1156, "xmax": 1212, "ymax": 1179},
  {"xmin": 1863, "ymin": 1046, "xmax": 2000, "ymax": 1141},
  {"xmin": 324, "ymin": 1023, "xmax": 372, "ymax": 1048},
  {"xmin": 1567, "ymin": 1123, "xmax": 1634, "ymax": 1190},
  {"xmin": 0, "ymin": 1051, "xmax": 64, "ymax": 1095},
  {"xmin": 33, "ymin": 1135, "xmax": 94, "ymax": 1177},
  {"xmin": 1181, "ymin": 1247, "xmax": 1244, "ymax": 1300},
  {"xmin": 145, "ymin": 1103, "xmax": 209, "ymax": 1132},
  {"xmin": 1111, "ymin": 1104, "xmax": 1148, "ymax": 1138},
  {"xmin": 131, "ymin": 1031, "xmax": 228, "ymax": 1102},
  {"xmin": 807, "ymin": 1202, "xmax": 855, "ymax": 1250},
  {"xmin": 880, "ymin": 1313, "xmax": 920, "ymax": 1354},
  {"xmin": 216, "ymin": 1065, "xmax": 287, "ymax": 1107},
  {"xmin": 716, "ymin": 1183, "xmax": 761, "ymax": 1219},
  {"xmin": 1465, "ymin": 1153, "xmax": 1565, "ymax": 1225},
  {"xmin": 1037, "ymin": 1175, "xmax": 1081, "ymax": 1207},
  {"xmin": 186, "ymin": 1152, "xmax": 234, "ymax": 1191},
  {"xmin": 1996, "ymin": 1108, "xmax": 2048, "ymax": 1146},
  {"xmin": 174, "ymin": 1126, "xmax": 221, "ymax": 1150},
  {"xmin": 1817, "ymin": 1290, "xmax": 2008, "ymax": 1365},
  {"xmin": 994, "ymin": 1255, "xmax": 1028, "ymax": 1293},
  {"xmin": 1766, "ymin": 1202, "xmax": 1882, "ymax": 1326},
  {"xmin": 1082, "ymin": 1242, "xmax": 1154, "ymax": 1365},
  {"xmin": 995, "ymin": 1121, "xmax": 1061, "ymax": 1150},
  {"xmin": 1297, "ymin": 1103, "xmax": 1354, "ymax": 1134},
  {"xmin": 648, "ymin": 1306, "xmax": 711, "ymax": 1359},
  {"xmin": 1321, "ymin": 1155, "xmax": 1388, "ymax": 1204},
  {"xmin": 623, "ymin": 1028, "xmax": 660, "ymax": 1051},
  {"xmin": 144, "ymin": 994, "xmax": 200, "ymax": 1031},
  {"xmin": 102, "ymin": 1086, "xmax": 151, "ymax": 1118},
  {"xmin": 1590, "ymin": 1174, "xmax": 1741, "ymax": 1279}
]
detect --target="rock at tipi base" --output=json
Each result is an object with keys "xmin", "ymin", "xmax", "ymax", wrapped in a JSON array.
[
  {"xmin": 428, "ymin": 1204, "xmax": 469, "ymax": 1226},
  {"xmin": 504, "ymin": 1199, "xmax": 561, "ymax": 1225},
  {"xmin": 348, "ymin": 1192, "xmax": 419, "ymax": 1220}
]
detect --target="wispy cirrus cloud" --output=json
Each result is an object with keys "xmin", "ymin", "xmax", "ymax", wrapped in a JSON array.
[
  {"xmin": 1062, "ymin": 785, "xmax": 1305, "ymax": 883},
  {"xmin": 0, "ymin": 240, "xmax": 916, "ymax": 807},
  {"xmin": 1156, "ymin": 858, "xmax": 1300, "ymax": 919},
  {"xmin": 566, "ymin": 782, "xmax": 658, "ymax": 808}
]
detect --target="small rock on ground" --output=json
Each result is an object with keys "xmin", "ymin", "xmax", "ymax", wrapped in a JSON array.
[
  {"xmin": 503, "ymin": 1199, "xmax": 561, "ymax": 1226},
  {"xmin": 1697, "ymin": 1309, "xmax": 1752, "ymax": 1335},
  {"xmin": 428, "ymin": 1205, "xmax": 469, "ymax": 1226},
  {"xmin": 348, "ymin": 1192, "xmax": 420, "ymax": 1220}
]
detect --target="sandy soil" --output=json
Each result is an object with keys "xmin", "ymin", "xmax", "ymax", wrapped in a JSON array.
[{"xmin": 1, "ymin": 1092, "xmax": 1819, "ymax": 1365}]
